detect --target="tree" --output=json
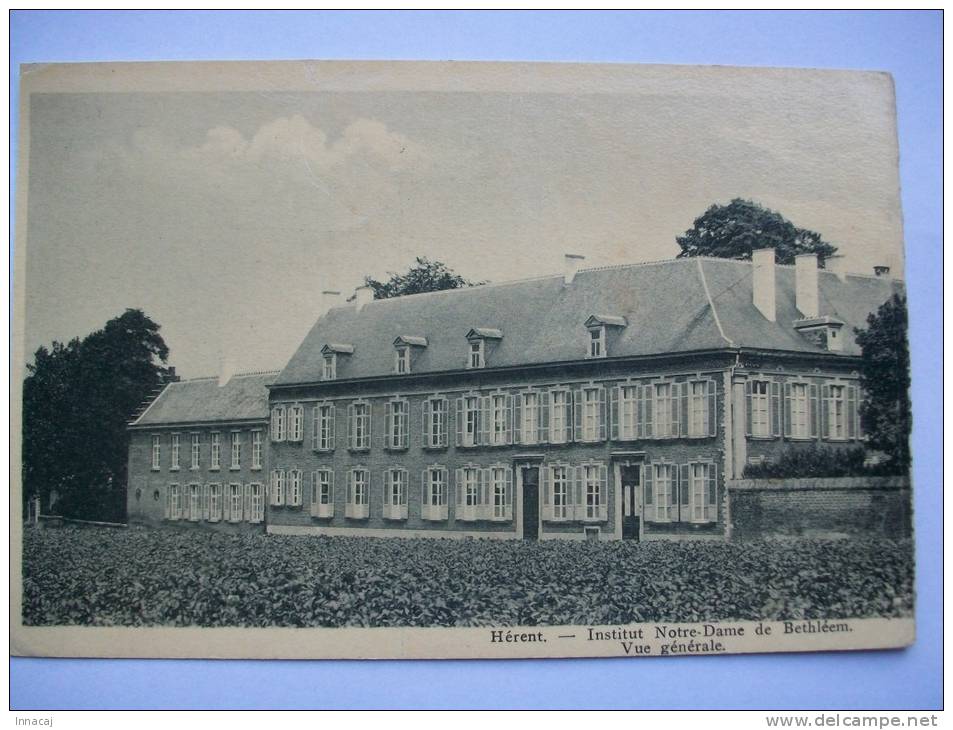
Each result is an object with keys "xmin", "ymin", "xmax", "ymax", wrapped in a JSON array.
[
  {"xmin": 676, "ymin": 198, "xmax": 838, "ymax": 266},
  {"xmin": 363, "ymin": 257, "xmax": 484, "ymax": 299},
  {"xmin": 854, "ymin": 293, "xmax": 911, "ymax": 473},
  {"xmin": 22, "ymin": 309, "xmax": 174, "ymax": 522}
]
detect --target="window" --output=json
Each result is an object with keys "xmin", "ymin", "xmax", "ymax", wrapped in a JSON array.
[
  {"xmin": 577, "ymin": 387, "xmax": 605, "ymax": 442},
  {"xmin": 749, "ymin": 380, "xmax": 770, "ymax": 436},
  {"xmin": 423, "ymin": 397, "xmax": 448, "ymax": 448},
  {"xmin": 208, "ymin": 483, "xmax": 222, "ymax": 522},
  {"xmin": 455, "ymin": 466, "xmax": 484, "ymax": 521},
  {"xmin": 385, "ymin": 400, "xmax": 409, "ymax": 450},
  {"xmin": 518, "ymin": 392, "xmax": 540, "ymax": 445},
  {"xmin": 616, "ymin": 385, "xmax": 639, "ymax": 440},
  {"xmin": 422, "ymin": 466, "xmax": 448, "ymax": 521},
  {"xmin": 788, "ymin": 383, "xmax": 810, "ymax": 438},
  {"xmin": 580, "ymin": 463, "xmax": 608, "ymax": 522},
  {"xmin": 488, "ymin": 394, "xmax": 511, "ymax": 446},
  {"xmin": 271, "ymin": 405, "xmax": 286, "ymax": 442},
  {"xmin": 827, "ymin": 384, "xmax": 847, "ymax": 440},
  {"xmin": 653, "ymin": 383, "xmax": 673, "ymax": 438},
  {"xmin": 547, "ymin": 464, "xmax": 572, "ymax": 521},
  {"xmin": 270, "ymin": 469, "xmax": 285, "ymax": 506},
  {"xmin": 549, "ymin": 389, "xmax": 572, "ymax": 443},
  {"xmin": 689, "ymin": 462, "xmax": 717, "ymax": 523},
  {"xmin": 395, "ymin": 347, "xmax": 410, "ymax": 374},
  {"xmin": 468, "ymin": 340, "xmax": 485, "ymax": 369},
  {"xmin": 251, "ymin": 430, "xmax": 262, "ymax": 469},
  {"xmin": 489, "ymin": 466, "xmax": 512, "ymax": 521},
  {"xmin": 346, "ymin": 469, "xmax": 370, "ymax": 519},
  {"xmin": 248, "ymin": 483, "xmax": 264, "ymax": 523},
  {"xmin": 188, "ymin": 483, "xmax": 201, "ymax": 521},
  {"xmin": 151, "ymin": 435, "xmax": 161, "ymax": 470},
  {"xmin": 167, "ymin": 483, "xmax": 181, "ymax": 520},
  {"xmin": 210, "ymin": 433, "xmax": 221, "ymax": 470},
  {"xmin": 650, "ymin": 463, "xmax": 674, "ymax": 522},
  {"xmin": 311, "ymin": 470, "xmax": 334, "ymax": 518},
  {"xmin": 383, "ymin": 468, "xmax": 408, "ymax": 520},
  {"xmin": 588, "ymin": 326, "xmax": 606, "ymax": 358},
  {"xmin": 288, "ymin": 405, "xmax": 303, "ymax": 442},
  {"xmin": 348, "ymin": 402, "xmax": 371, "ymax": 450},
  {"xmin": 288, "ymin": 468, "xmax": 303, "ymax": 506},
  {"xmin": 457, "ymin": 395, "xmax": 480, "ymax": 447},
  {"xmin": 227, "ymin": 483, "xmax": 243, "ymax": 522},
  {"xmin": 190, "ymin": 433, "xmax": 201, "ymax": 470},
  {"xmin": 312, "ymin": 403, "xmax": 335, "ymax": 451},
  {"xmin": 230, "ymin": 432, "xmax": 241, "ymax": 469},
  {"xmin": 170, "ymin": 433, "xmax": 180, "ymax": 470},
  {"xmin": 323, "ymin": 354, "xmax": 336, "ymax": 381}
]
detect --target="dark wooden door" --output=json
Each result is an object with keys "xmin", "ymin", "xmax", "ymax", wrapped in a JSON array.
[
  {"xmin": 621, "ymin": 466, "xmax": 641, "ymax": 540},
  {"xmin": 522, "ymin": 467, "xmax": 539, "ymax": 540}
]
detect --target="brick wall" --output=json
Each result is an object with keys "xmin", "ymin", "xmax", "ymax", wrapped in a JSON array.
[{"xmin": 727, "ymin": 476, "xmax": 911, "ymax": 540}]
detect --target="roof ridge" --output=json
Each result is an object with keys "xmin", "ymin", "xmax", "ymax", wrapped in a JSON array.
[{"xmin": 169, "ymin": 369, "xmax": 281, "ymax": 383}]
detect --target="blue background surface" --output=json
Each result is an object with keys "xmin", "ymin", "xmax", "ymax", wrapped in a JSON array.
[{"xmin": 9, "ymin": 10, "xmax": 942, "ymax": 710}]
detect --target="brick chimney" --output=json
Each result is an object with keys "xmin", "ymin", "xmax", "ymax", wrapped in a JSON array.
[
  {"xmin": 874, "ymin": 265, "xmax": 891, "ymax": 278},
  {"xmin": 563, "ymin": 253, "xmax": 585, "ymax": 285},
  {"xmin": 826, "ymin": 254, "xmax": 848, "ymax": 282},
  {"xmin": 752, "ymin": 248, "xmax": 776, "ymax": 322},
  {"xmin": 795, "ymin": 253, "xmax": 819, "ymax": 319}
]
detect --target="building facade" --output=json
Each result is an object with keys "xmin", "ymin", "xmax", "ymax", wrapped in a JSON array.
[{"xmin": 127, "ymin": 250, "xmax": 900, "ymax": 540}]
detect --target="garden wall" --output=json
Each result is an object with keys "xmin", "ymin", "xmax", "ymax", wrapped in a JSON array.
[{"xmin": 727, "ymin": 476, "xmax": 911, "ymax": 540}]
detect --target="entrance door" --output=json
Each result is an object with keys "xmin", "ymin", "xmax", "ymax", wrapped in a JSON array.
[
  {"xmin": 621, "ymin": 465, "xmax": 641, "ymax": 540},
  {"xmin": 522, "ymin": 467, "xmax": 539, "ymax": 540}
]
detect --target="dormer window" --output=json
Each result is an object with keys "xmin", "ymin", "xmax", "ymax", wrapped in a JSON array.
[
  {"xmin": 584, "ymin": 315, "xmax": 627, "ymax": 359},
  {"xmin": 320, "ymin": 343, "xmax": 354, "ymax": 381},
  {"xmin": 793, "ymin": 317, "xmax": 845, "ymax": 353},
  {"xmin": 323, "ymin": 354, "xmax": 336, "ymax": 380},
  {"xmin": 465, "ymin": 328, "xmax": 502, "ymax": 370},
  {"xmin": 469, "ymin": 340, "xmax": 485, "ymax": 369},
  {"xmin": 395, "ymin": 347, "xmax": 410, "ymax": 374},
  {"xmin": 392, "ymin": 335, "xmax": 427, "ymax": 375}
]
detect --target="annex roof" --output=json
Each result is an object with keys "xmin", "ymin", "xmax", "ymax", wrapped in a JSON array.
[
  {"xmin": 130, "ymin": 371, "xmax": 278, "ymax": 427},
  {"xmin": 274, "ymin": 257, "xmax": 902, "ymax": 386}
]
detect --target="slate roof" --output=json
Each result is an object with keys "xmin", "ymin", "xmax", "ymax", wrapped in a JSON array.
[
  {"xmin": 274, "ymin": 257, "xmax": 902, "ymax": 387},
  {"xmin": 130, "ymin": 371, "xmax": 278, "ymax": 427}
]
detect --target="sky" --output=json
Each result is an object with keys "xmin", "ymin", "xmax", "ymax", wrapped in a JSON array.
[{"xmin": 21, "ymin": 64, "xmax": 905, "ymax": 378}]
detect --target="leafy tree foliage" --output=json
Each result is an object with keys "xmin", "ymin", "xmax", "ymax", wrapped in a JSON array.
[
  {"xmin": 363, "ymin": 257, "xmax": 484, "ymax": 299},
  {"xmin": 23, "ymin": 309, "xmax": 173, "ymax": 522},
  {"xmin": 854, "ymin": 293, "xmax": 911, "ymax": 473},
  {"xmin": 676, "ymin": 198, "xmax": 838, "ymax": 265}
]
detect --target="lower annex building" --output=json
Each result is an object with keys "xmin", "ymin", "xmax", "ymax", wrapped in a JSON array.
[{"xmin": 127, "ymin": 249, "xmax": 901, "ymax": 541}]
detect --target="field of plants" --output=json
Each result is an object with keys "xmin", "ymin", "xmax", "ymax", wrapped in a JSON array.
[{"xmin": 21, "ymin": 527, "xmax": 914, "ymax": 627}]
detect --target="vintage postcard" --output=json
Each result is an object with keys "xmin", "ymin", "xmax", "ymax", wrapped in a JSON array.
[{"xmin": 12, "ymin": 60, "xmax": 914, "ymax": 660}]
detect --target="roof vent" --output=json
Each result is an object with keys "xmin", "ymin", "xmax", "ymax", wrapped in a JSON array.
[
  {"xmin": 873, "ymin": 265, "xmax": 891, "ymax": 278},
  {"xmin": 564, "ymin": 253, "xmax": 585, "ymax": 285}
]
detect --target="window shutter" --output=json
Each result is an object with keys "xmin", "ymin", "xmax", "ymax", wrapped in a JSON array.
[
  {"xmin": 243, "ymin": 483, "xmax": 251, "ymax": 521},
  {"xmin": 311, "ymin": 406, "xmax": 319, "ymax": 449},
  {"xmin": 347, "ymin": 404, "xmax": 355, "ymax": 448},
  {"xmin": 609, "ymin": 386, "xmax": 620, "ymax": 441},
  {"xmin": 328, "ymin": 404, "xmax": 336, "ymax": 449},
  {"xmin": 455, "ymin": 398, "xmax": 464, "ymax": 446},
  {"xmin": 202, "ymin": 483, "xmax": 210, "ymax": 521},
  {"xmin": 455, "ymin": 468, "xmax": 464, "ymax": 511},
  {"xmin": 770, "ymin": 382, "xmax": 782, "ymax": 437},
  {"xmin": 164, "ymin": 485, "xmax": 171, "ymax": 520},
  {"xmin": 479, "ymin": 396, "xmax": 491, "ymax": 446},
  {"xmin": 541, "ymin": 466, "xmax": 553, "ymax": 522},
  {"xmin": 222, "ymin": 485, "xmax": 231, "ymax": 522},
  {"xmin": 328, "ymin": 470, "xmax": 335, "ymax": 508},
  {"xmin": 706, "ymin": 465, "xmax": 718, "ymax": 522},
  {"xmin": 821, "ymin": 384, "xmax": 831, "ymax": 439},
  {"xmin": 346, "ymin": 470, "xmax": 353, "ymax": 507},
  {"xmin": 643, "ymin": 465, "xmax": 654, "ymax": 510},
  {"xmin": 809, "ymin": 383, "xmax": 820, "ymax": 439},
  {"xmin": 421, "ymin": 469, "xmax": 429, "ymax": 514},
  {"xmin": 383, "ymin": 401, "xmax": 393, "ymax": 449},
  {"xmin": 678, "ymin": 464, "xmax": 690, "ymax": 522},
  {"xmin": 678, "ymin": 382, "xmax": 689, "ymax": 437},
  {"xmin": 707, "ymin": 380, "xmax": 718, "ymax": 437},
  {"xmin": 401, "ymin": 404, "xmax": 409, "ymax": 448},
  {"xmin": 636, "ymin": 385, "xmax": 645, "ymax": 439},
  {"xmin": 571, "ymin": 465, "xmax": 583, "ymax": 521},
  {"xmin": 383, "ymin": 469, "xmax": 392, "ymax": 511},
  {"xmin": 438, "ymin": 400, "xmax": 448, "ymax": 447},
  {"xmin": 504, "ymin": 468, "xmax": 513, "ymax": 520},
  {"xmin": 783, "ymin": 383, "xmax": 792, "ymax": 437},
  {"xmin": 538, "ymin": 394, "xmax": 550, "ymax": 444},
  {"xmin": 422, "ymin": 400, "xmax": 431, "ymax": 446},
  {"xmin": 478, "ymin": 468, "xmax": 489, "ymax": 520},
  {"xmin": 512, "ymin": 395, "xmax": 523, "ymax": 445},
  {"xmin": 572, "ymin": 388, "xmax": 583, "ymax": 442},
  {"xmin": 598, "ymin": 464, "xmax": 608, "ymax": 522},
  {"xmin": 744, "ymin": 380, "xmax": 753, "ymax": 437},
  {"xmin": 847, "ymin": 385, "xmax": 858, "ymax": 440},
  {"xmin": 309, "ymin": 472, "xmax": 317, "ymax": 505},
  {"xmin": 598, "ymin": 387, "xmax": 607, "ymax": 441},
  {"xmin": 504, "ymin": 394, "xmax": 513, "ymax": 445}
]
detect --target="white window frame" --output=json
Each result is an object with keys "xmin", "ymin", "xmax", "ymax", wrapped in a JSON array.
[
  {"xmin": 170, "ymin": 433, "xmax": 180, "ymax": 471},
  {"xmin": 289, "ymin": 468, "xmax": 303, "ymax": 506},
  {"xmin": 468, "ymin": 339, "xmax": 485, "ymax": 369},
  {"xmin": 314, "ymin": 403, "xmax": 335, "ymax": 451},
  {"xmin": 190, "ymin": 432, "xmax": 201, "ymax": 470},
  {"xmin": 271, "ymin": 405, "xmax": 286, "ymax": 442},
  {"xmin": 588, "ymin": 326, "xmax": 606, "ymax": 358},
  {"xmin": 489, "ymin": 393, "xmax": 510, "ymax": 446},
  {"xmin": 311, "ymin": 469, "xmax": 334, "ymax": 518},
  {"xmin": 461, "ymin": 395, "xmax": 480, "ymax": 447},
  {"xmin": 828, "ymin": 384, "xmax": 847, "ymax": 440},
  {"xmin": 520, "ymin": 391, "xmax": 540, "ymax": 445},
  {"xmin": 323, "ymin": 354, "xmax": 337, "ymax": 381},
  {"xmin": 383, "ymin": 468, "xmax": 409, "ymax": 520},
  {"xmin": 750, "ymin": 380, "xmax": 771, "ymax": 437},
  {"xmin": 580, "ymin": 463, "xmax": 607, "ymax": 522},
  {"xmin": 346, "ymin": 468, "xmax": 370, "ymax": 519},
  {"xmin": 423, "ymin": 397, "xmax": 447, "ymax": 448},
  {"xmin": 395, "ymin": 346, "xmax": 410, "ymax": 374},
  {"xmin": 210, "ymin": 432, "xmax": 221, "ymax": 470},
  {"xmin": 457, "ymin": 466, "xmax": 482, "ymax": 522},
  {"xmin": 168, "ymin": 483, "xmax": 180, "ymax": 520},
  {"xmin": 789, "ymin": 382, "xmax": 810, "ymax": 439},
  {"xmin": 249, "ymin": 482, "xmax": 264, "ymax": 523},
  {"xmin": 208, "ymin": 482, "xmax": 222, "ymax": 522},
  {"xmin": 581, "ymin": 387, "xmax": 602, "ymax": 442},
  {"xmin": 488, "ymin": 465, "xmax": 512, "ymax": 521},
  {"xmin": 230, "ymin": 431, "xmax": 241, "ymax": 470},
  {"xmin": 270, "ymin": 468, "xmax": 285, "ymax": 506},
  {"xmin": 251, "ymin": 430, "xmax": 262, "ymax": 470},
  {"xmin": 422, "ymin": 466, "xmax": 448, "ymax": 521},
  {"xmin": 619, "ymin": 385, "xmax": 639, "ymax": 440},
  {"xmin": 348, "ymin": 401, "xmax": 371, "ymax": 451},
  {"xmin": 228, "ymin": 483, "xmax": 243, "ymax": 522},
  {"xmin": 288, "ymin": 404, "xmax": 304, "ymax": 442},
  {"xmin": 151, "ymin": 435, "xmax": 161, "ymax": 470},
  {"xmin": 386, "ymin": 399, "xmax": 409, "ymax": 450},
  {"xmin": 689, "ymin": 462, "xmax": 716, "ymax": 523},
  {"xmin": 652, "ymin": 463, "xmax": 674, "ymax": 522},
  {"xmin": 653, "ymin": 382, "xmax": 673, "ymax": 438},
  {"xmin": 188, "ymin": 483, "xmax": 201, "ymax": 522},
  {"xmin": 688, "ymin": 381, "xmax": 708, "ymax": 438},
  {"xmin": 551, "ymin": 464, "xmax": 571, "ymax": 521},
  {"xmin": 549, "ymin": 389, "xmax": 571, "ymax": 444}
]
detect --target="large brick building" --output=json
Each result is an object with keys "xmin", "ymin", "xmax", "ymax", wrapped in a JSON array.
[{"xmin": 128, "ymin": 249, "xmax": 901, "ymax": 540}]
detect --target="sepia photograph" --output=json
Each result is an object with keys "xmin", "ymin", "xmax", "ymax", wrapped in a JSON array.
[{"xmin": 12, "ymin": 59, "xmax": 915, "ymax": 661}]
